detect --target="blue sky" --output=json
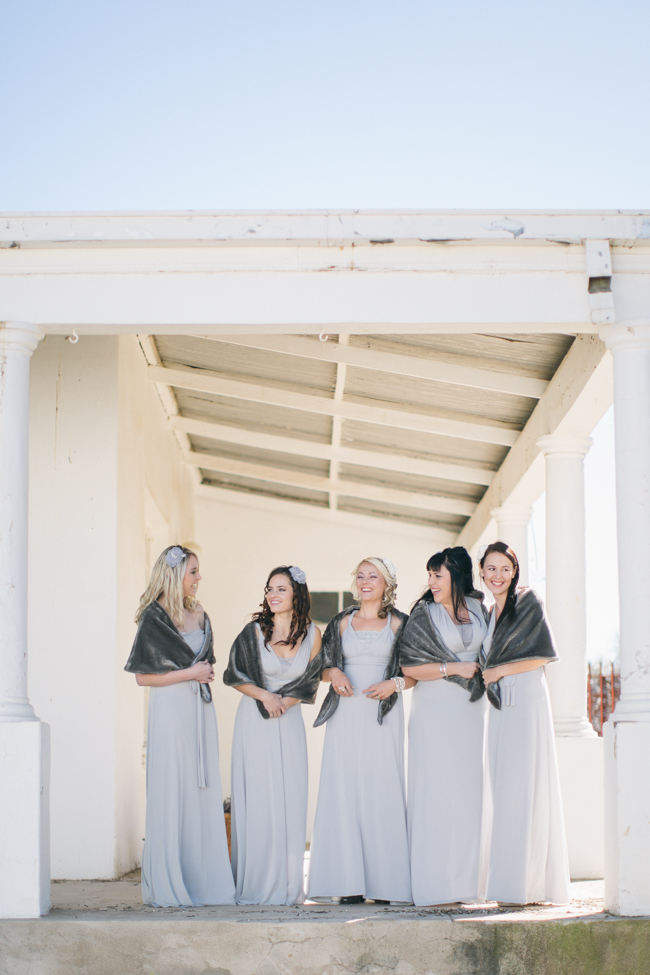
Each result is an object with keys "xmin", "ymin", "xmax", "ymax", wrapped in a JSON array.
[
  {"xmin": 2, "ymin": 0, "xmax": 649, "ymax": 209},
  {"xmin": 2, "ymin": 0, "xmax": 632, "ymax": 657}
]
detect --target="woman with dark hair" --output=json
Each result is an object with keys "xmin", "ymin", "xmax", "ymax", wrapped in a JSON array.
[
  {"xmin": 308, "ymin": 557, "xmax": 413, "ymax": 904},
  {"xmin": 399, "ymin": 546, "xmax": 488, "ymax": 905},
  {"xmin": 224, "ymin": 566, "xmax": 322, "ymax": 904},
  {"xmin": 124, "ymin": 545, "xmax": 234, "ymax": 907},
  {"xmin": 479, "ymin": 542, "xmax": 569, "ymax": 905}
]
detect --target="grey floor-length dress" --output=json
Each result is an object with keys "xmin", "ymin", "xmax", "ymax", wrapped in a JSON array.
[
  {"xmin": 407, "ymin": 603, "xmax": 487, "ymax": 906},
  {"xmin": 308, "ymin": 612, "xmax": 411, "ymax": 903},
  {"xmin": 230, "ymin": 623, "xmax": 316, "ymax": 905},
  {"xmin": 142, "ymin": 628, "xmax": 235, "ymax": 907},
  {"xmin": 480, "ymin": 645, "xmax": 570, "ymax": 904}
]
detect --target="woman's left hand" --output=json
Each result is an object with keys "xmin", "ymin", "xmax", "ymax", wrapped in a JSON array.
[
  {"xmin": 482, "ymin": 666, "xmax": 503, "ymax": 686},
  {"xmin": 363, "ymin": 680, "xmax": 395, "ymax": 701}
]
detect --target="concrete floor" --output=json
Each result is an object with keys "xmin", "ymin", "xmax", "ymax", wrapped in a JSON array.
[{"xmin": 2, "ymin": 878, "xmax": 649, "ymax": 975}]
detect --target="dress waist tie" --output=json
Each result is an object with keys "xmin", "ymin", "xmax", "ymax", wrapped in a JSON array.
[{"xmin": 190, "ymin": 681, "xmax": 208, "ymax": 789}]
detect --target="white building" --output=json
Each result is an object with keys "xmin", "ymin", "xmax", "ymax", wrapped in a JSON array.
[{"xmin": 1, "ymin": 211, "xmax": 649, "ymax": 918}]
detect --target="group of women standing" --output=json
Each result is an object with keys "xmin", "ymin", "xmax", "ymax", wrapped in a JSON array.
[{"xmin": 125, "ymin": 542, "xmax": 570, "ymax": 909}]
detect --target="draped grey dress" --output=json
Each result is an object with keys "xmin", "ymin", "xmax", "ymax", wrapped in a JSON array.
[
  {"xmin": 308, "ymin": 612, "xmax": 411, "ymax": 903},
  {"xmin": 142, "ymin": 628, "xmax": 235, "ymax": 907},
  {"xmin": 479, "ymin": 609, "xmax": 570, "ymax": 904},
  {"xmin": 407, "ymin": 599, "xmax": 487, "ymax": 905},
  {"xmin": 230, "ymin": 623, "xmax": 316, "ymax": 905}
]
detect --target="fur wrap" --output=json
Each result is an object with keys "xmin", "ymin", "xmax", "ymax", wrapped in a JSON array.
[
  {"xmin": 124, "ymin": 600, "xmax": 215, "ymax": 702},
  {"xmin": 481, "ymin": 587, "xmax": 557, "ymax": 710},
  {"xmin": 398, "ymin": 596, "xmax": 486, "ymax": 702},
  {"xmin": 313, "ymin": 606, "xmax": 408, "ymax": 728},
  {"xmin": 223, "ymin": 620, "xmax": 322, "ymax": 719}
]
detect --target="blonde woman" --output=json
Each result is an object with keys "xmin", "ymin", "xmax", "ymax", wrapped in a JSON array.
[
  {"xmin": 308, "ymin": 558, "xmax": 413, "ymax": 904},
  {"xmin": 124, "ymin": 545, "xmax": 234, "ymax": 907}
]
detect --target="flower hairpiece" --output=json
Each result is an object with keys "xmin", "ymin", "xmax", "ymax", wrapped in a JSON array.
[
  {"xmin": 289, "ymin": 565, "xmax": 307, "ymax": 585},
  {"xmin": 165, "ymin": 546, "xmax": 187, "ymax": 569},
  {"xmin": 379, "ymin": 556, "xmax": 397, "ymax": 580}
]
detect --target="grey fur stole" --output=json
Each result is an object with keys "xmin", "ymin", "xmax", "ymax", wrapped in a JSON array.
[
  {"xmin": 398, "ymin": 598, "xmax": 486, "ymax": 702},
  {"xmin": 482, "ymin": 588, "xmax": 557, "ymax": 709},
  {"xmin": 223, "ymin": 620, "xmax": 322, "ymax": 719},
  {"xmin": 313, "ymin": 606, "xmax": 408, "ymax": 728},
  {"xmin": 124, "ymin": 601, "xmax": 215, "ymax": 702}
]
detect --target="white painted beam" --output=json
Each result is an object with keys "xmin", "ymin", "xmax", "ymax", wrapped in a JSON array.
[
  {"xmin": 172, "ymin": 416, "xmax": 493, "ymax": 486},
  {"xmin": 151, "ymin": 364, "xmax": 512, "ymax": 454},
  {"xmin": 187, "ymin": 451, "xmax": 475, "ymax": 517},
  {"xmin": 456, "ymin": 335, "xmax": 609, "ymax": 550},
  {"xmin": 199, "ymin": 335, "xmax": 547, "ymax": 398}
]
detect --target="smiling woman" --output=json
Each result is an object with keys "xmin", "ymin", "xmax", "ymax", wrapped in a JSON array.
[
  {"xmin": 223, "ymin": 565, "xmax": 322, "ymax": 905},
  {"xmin": 124, "ymin": 545, "xmax": 234, "ymax": 907}
]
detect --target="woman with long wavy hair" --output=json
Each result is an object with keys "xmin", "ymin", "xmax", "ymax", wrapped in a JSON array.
[
  {"xmin": 399, "ymin": 546, "xmax": 488, "ymax": 906},
  {"xmin": 124, "ymin": 545, "xmax": 234, "ymax": 907},
  {"xmin": 479, "ymin": 541, "xmax": 569, "ymax": 905},
  {"xmin": 308, "ymin": 557, "xmax": 413, "ymax": 905},
  {"xmin": 223, "ymin": 565, "xmax": 322, "ymax": 904}
]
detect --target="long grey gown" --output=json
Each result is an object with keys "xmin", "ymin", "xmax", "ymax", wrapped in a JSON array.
[
  {"xmin": 480, "ymin": 610, "xmax": 570, "ymax": 904},
  {"xmin": 230, "ymin": 623, "xmax": 316, "ymax": 905},
  {"xmin": 407, "ymin": 599, "xmax": 487, "ymax": 905},
  {"xmin": 142, "ymin": 628, "xmax": 235, "ymax": 907},
  {"xmin": 308, "ymin": 612, "xmax": 411, "ymax": 903}
]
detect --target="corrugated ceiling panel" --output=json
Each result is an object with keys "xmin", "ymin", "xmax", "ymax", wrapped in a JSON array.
[
  {"xmin": 200, "ymin": 471, "xmax": 329, "ymax": 507},
  {"xmin": 190, "ymin": 435, "xmax": 330, "ymax": 476}
]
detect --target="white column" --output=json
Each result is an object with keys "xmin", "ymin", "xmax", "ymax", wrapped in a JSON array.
[
  {"xmin": 537, "ymin": 435, "xmax": 594, "ymax": 736},
  {"xmin": 537, "ymin": 433, "xmax": 603, "ymax": 880},
  {"xmin": 0, "ymin": 322, "xmax": 50, "ymax": 918},
  {"xmin": 602, "ymin": 321, "xmax": 650, "ymax": 916},
  {"xmin": 490, "ymin": 505, "xmax": 531, "ymax": 585}
]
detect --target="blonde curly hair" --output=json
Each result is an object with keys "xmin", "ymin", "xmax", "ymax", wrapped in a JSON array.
[{"xmin": 350, "ymin": 556, "xmax": 398, "ymax": 619}]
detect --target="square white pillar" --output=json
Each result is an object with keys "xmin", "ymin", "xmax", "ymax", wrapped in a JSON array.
[{"xmin": 0, "ymin": 722, "xmax": 50, "ymax": 917}]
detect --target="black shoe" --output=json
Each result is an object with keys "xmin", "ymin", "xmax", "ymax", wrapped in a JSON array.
[
  {"xmin": 340, "ymin": 895, "xmax": 365, "ymax": 904},
  {"xmin": 371, "ymin": 899, "xmax": 390, "ymax": 904}
]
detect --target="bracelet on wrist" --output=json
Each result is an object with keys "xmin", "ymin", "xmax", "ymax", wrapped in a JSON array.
[
  {"xmin": 439, "ymin": 661, "xmax": 448, "ymax": 678},
  {"xmin": 392, "ymin": 676, "xmax": 406, "ymax": 693}
]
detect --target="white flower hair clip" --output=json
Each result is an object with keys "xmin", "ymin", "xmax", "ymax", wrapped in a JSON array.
[
  {"xmin": 289, "ymin": 565, "xmax": 307, "ymax": 585},
  {"xmin": 379, "ymin": 556, "xmax": 397, "ymax": 579},
  {"xmin": 165, "ymin": 546, "xmax": 187, "ymax": 569}
]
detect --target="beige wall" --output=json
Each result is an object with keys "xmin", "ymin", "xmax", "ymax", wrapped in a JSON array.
[{"xmin": 28, "ymin": 336, "xmax": 195, "ymax": 878}]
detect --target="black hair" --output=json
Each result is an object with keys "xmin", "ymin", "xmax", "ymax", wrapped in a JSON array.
[
  {"xmin": 479, "ymin": 541, "xmax": 520, "ymax": 627},
  {"xmin": 417, "ymin": 546, "xmax": 477, "ymax": 622}
]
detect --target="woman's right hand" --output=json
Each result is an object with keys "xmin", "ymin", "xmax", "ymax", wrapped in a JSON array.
[
  {"xmin": 329, "ymin": 667, "xmax": 353, "ymax": 697},
  {"xmin": 191, "ymin": 661, "xmax": 215, "ymax": 683},
  {"xmin": 261, "ymin": 690, "xmax": 287, "ymax": 718},
  {"xmin": 450, "ymin": 661, "xmax": 480, "ymax": 680}
]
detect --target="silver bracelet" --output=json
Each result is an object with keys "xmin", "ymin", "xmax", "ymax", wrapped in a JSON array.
[
  {"xmin": 439, "ymin": 661, "xmax": 448, "ymax": 678},
  {"xmin": 392, "ymin": 676, "xmax": 406, "ymax": 693}
]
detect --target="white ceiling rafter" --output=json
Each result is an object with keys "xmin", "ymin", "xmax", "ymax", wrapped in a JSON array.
[
  {"xmin": 171, "ymin": 416, "xmax": 494, "ymax": 486},
  {"xmin": 194, "ymin": 334, "xmax": 548, "ymax": 399},
  {"xmin": 187, "ymin": 451, "xmax": 474, "ymax": 517},
  {"xmin": 149, "ymin": 364, "xmax": 516, "ymax": 451}
]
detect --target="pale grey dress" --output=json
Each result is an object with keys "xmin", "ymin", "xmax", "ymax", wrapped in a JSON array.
[
  {"xmin": 408, "ymin": 598, "xmax": 487, "ymax": 905},
  {"xmin": 479, "ymin": 610, "xmax": 570, "ymax": 904},
  {"xmin": 230, "ymin": 623, "xmax": 316, "ymax": 905},
  {"xmin": 142, "ymin": 628, "xmax": 235, "ymax": 907},
  {"xmin": 308, "ymin": 612, "xmax": 411, "ymax": 903}
]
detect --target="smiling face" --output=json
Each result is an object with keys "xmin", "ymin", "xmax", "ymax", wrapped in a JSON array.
[
  {"xmin": 182, "ymin": 555, "xmax": 201, "ymax": 599},
  {"xmin": 428, "ymin": 564, "xmax": 453, "ymax": 606},
  {"xmin": 481, "ymin": 551, "xmax": 516, "ymax": 598},
  {"xmin": 355, "ymin": 561, "xmax": 387, "ymax": 603},
  {"xmin": 265, "ymin": 573, "xmax": 294, "ymax": 615}
]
